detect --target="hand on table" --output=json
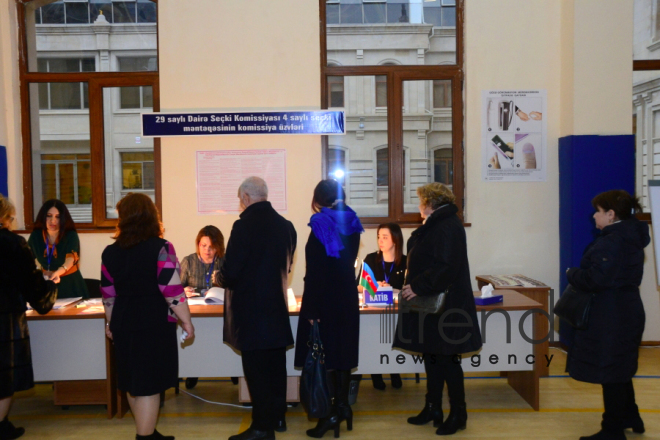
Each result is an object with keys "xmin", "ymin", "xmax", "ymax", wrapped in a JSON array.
[
  {"xmin": 49, "ymin": 273, "xmax": 61, "ymax": 284},
  {"xmin": 401, "ymin": 285, "xmax": 417, "ymax": 301},
  {"xmin": 377, "ymin": 281, "xmax": 390, "ymax": 287},
  {"xmin": 184, "ymin": 286, "xmax": 196, "ymax": 298}
]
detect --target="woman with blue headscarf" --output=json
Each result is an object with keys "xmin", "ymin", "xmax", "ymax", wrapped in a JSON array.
[{"xmin": 295, "ymin": 179, "xmax": 363, "ymax": 439}]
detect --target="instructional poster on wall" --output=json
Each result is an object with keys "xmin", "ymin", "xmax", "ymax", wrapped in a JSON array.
[
  {"xmin": 196, "ymin": 149, "xmax": 287, "ymax": 214},
  {"xmin": 482, "ymin": 90, "xmax": 547, "ymax": 182}
]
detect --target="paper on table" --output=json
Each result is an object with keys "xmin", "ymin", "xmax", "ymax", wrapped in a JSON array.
[
  {"xmin": 187, "ymin": 298, "xmax": 208, "ymax": 306},
  {"xmin": 28, "ymin": 297, "xmax": 82, "ymax": 310}
]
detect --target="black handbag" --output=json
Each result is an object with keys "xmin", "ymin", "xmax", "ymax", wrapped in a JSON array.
[
  {"xmin": 554, "ymin": 284, "xmax": 595, "ymax": 330},
  {"xmin": 398, "ymin": 287, "xmax": 448, "ymax": 315},
  {"xmin": 300, "ymin": 321, "xmax": 332, "ymax": 419}
]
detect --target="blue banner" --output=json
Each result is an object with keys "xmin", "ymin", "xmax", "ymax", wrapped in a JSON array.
[
  {"xmin": 0, "ymin": 146, "xmax": 7, "ymax": 197},
  {"xmin": 142, "ymin": 111, "xmax": 345, "ymax": 137}
]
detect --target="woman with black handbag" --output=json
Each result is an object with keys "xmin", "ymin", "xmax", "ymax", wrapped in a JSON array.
[
  {"xmin": 566, "ymin": 190, "xmax": 649, "ymax": 440},
  {"xmin": 294, "ymin": 180, "xmax": 363, "ymax": 438},
  {"xmin": 393, "ymin": 183, "xmax": 482, "ymax": 436}
]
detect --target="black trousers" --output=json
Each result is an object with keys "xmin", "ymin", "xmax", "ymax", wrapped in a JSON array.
[
  {"xmin": 241, "ymin": 347, "xmax": 287, "ymax": 431},
  {"xmin": 424, "ymin": 354, "xmax": 465, "ymax": 407},
  {"xmin": 601, "ymin": 381, "xmax": 639, "ymax": 431}
]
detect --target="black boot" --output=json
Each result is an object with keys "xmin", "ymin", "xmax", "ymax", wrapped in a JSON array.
[
  {"xmin": 435, "ymin": 403, "xmax": 466, "ymax": 435},
  {"xmin": 274, "ymin": 418, "xmax": 286, "ymax": 433},
  {"xmin": 0, "ymin": 417, "xmax": 25, "ymax": 440},
  {"xmin": 184, "ymin": 377, "xmax": 198, "ymax": 389},
  {"xmin": 623, "ymin": 415, "xmax": 644, "ymax": 433},
  {"xmin": 306, "ymin": 408, "xmax": 341, "ymax": 439},
  {"xmin": 371, "ymin": 374, "xmax": 386, "ymax": 390},
  {"xmin": 407, "ymin": 401, "xmax": 443, "ymax": 427},
  {"xmin": 228, "ymin": 427, "xmax": 275, "ymax": 440},
  {"xmin": 334, "ymin": 370, "xmax": 353, "ymax": 431},
  {"xmin": 579, "ymin": 429, "xmax": 626, "ymax": 440},
  {"xmin": 390, "ymin": 374, "xmax": 403, "ymax": 389},
  {"xmin": 135, "ymin": 429, "xmax": 174, "ymax": 440}
]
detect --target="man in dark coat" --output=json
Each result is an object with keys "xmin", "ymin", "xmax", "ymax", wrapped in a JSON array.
[{"xmin": 217, "ymin": 176, "xmax": 297, "ymax": 440}]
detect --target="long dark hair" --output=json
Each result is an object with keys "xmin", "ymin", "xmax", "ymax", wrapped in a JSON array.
[
  {"xmin": 311, "ymin": 179, "xmax": 346, "ymax": 213},
  {"xmin": 195, "ymin": 225, "xmax": 225, "ymax": 258},
  {"xmin": 377, "ymin": 223, "xmax": 404, "ymax": 266},
  {"xmin": 591, "ymin": 190, "xmax": 642, "ymax": 220},
  {"xmin": 114, "ymin": 193, "xmax": 163, "ymax": 249},
  {"xmin": 33, "ymin": 199, "xmax": 76, "ymax": 241}
]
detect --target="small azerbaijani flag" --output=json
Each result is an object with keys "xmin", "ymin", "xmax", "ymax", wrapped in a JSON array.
[{"xmin": 359, "ymin": 262, "xmax": 378, "ymax": 299}]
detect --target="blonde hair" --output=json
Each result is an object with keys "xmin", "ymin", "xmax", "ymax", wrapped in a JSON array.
[
  {"xmin": 0, "ymin": 195, "xmax": 15, "ymax": 227},
  {"xmin": 417, "ymin": 183, "xmax": 455, "ymax": 209}
]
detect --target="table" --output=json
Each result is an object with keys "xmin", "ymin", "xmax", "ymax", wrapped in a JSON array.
[
  {"xmin": 25, "ymin": 289, "xmax": 543, "ymax": 416},
  {"xmin": 476, "ymin": 274, "xmax": 552, "ymax": 377},
  {"xmin": 25, "ymin": 305, "xmax": 123, "ymax": 419}
]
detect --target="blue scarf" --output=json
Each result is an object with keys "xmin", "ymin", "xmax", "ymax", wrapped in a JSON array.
[{"xmin": 309, "ymin": 205, "xmax": 364, "ymax": 258}]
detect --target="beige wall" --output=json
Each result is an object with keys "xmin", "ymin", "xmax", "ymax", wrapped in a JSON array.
[{"xmin": 1, "ymin": 0, "xmax": 658, "ymax": 340}]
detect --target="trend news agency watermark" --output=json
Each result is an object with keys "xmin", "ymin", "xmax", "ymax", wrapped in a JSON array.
[{"xmin": 376, "ymin": 289, "xmax": 557, "ymax": 368}]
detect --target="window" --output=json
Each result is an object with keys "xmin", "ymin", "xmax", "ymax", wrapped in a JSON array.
[
  {"xmin": 321, "ymin": 0, "xmax": 464, "ymax": 224},
  {"xmin": 19, "ymin": 0, "xmax": 159, "ymax": 229},
  {"xmin": 121, "ymin": 152, "xmax": 154, "ymax": 190},
  {"xmin": 633, "ymin": 0, "xmax": 660, "ymax": 216}
]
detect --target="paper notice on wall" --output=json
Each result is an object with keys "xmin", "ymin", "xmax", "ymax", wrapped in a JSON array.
[
  {"xmin": 482, "ymin": 90, "xmax": 547, "ymax": 182},
  {"xmin": 196, "ymin": 149, "xmax": 287, "ymax": 214}
]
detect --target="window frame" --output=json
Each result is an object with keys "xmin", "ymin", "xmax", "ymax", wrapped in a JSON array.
[
  {"xmin": 17, "ymin": 0, "xmax": 161, "ymax": 231},
  {"xmin": 319, "ymin": 0, "xmax": 465, "ymax": 226}
]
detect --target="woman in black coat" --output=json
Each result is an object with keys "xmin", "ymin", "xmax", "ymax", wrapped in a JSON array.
[
  {"xmin": 0, "ymin": 196, "xmax": 57, "ymax": 439},
  {"xmin": 393, "ymin": 183, "xmax": 481, "ymax": 436},
  {"xmin": 566, "ymin": 190, "xmax": 649, "ymax": 440},
  {"xmin": 294, "ymin": 180, "xmax": 363, "ymax": 438}
]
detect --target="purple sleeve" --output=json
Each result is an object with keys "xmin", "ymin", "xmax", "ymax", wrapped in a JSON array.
[
  {"xmin": 157, "ymin": 242, "xmax": 186, "ymax": 322},
  {"xmin": 100, "ymin": 264, "xmax": 116, "ymax": 307}
]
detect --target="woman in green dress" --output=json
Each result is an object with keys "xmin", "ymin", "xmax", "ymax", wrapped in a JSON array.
[{"xmin": 28, "ymin": 200, "xmax": 89, "ymax": 300}]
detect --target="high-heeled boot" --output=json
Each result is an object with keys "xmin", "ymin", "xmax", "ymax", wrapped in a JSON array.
[
  {"xmin": 407, "ymin": 400, "xmax": 443, "ymax": 427},
  {"xmin": 0, "ymin": 416, "xmax": 25, "ymax": 440},
  {"xmin": 334, "ymin": 370, "xmax": 353, "ymax": 431},
  {"xmin": 307, "ymin": 371, "xmax": 341, "ymax": 438},
  {"xmin": 435, "ymin": 403, "xmax": 467, "ymax": 435}
]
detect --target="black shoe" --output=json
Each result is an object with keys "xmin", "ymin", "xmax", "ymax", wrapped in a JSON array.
[
  {"xmin": 623, "ymin": 415, "xmax": 645, "ymax": 433},
  {"xmin": 579, "ymin": 429, "xmax": 626, "ymax": 440},
  {"xmin": 228, "ymin": 427, "xmax": 275, "ymax": 440},
  {"xmin": 275, "ymin": 419, "xmax": 286, "ymax": 433},
  {"xmin": 306, "ymin": 410, "xmax": 341, "ymax": 439},
  {"xmin": 407, "ymin": 401, "xmax": 443, "ymax": 427},
  {"xmin": 435, "ymin": 404, "xmax": 466, "ymax": 435},
  {"xmin": 185, "ymin": 377, "xmax": 198, "ymax": 389},
  {"xmin": 231, "ymin": 377, "xmax": 239, "ymax": 385},
  {"xmin": 371, "ymin": 374, "xmax": 386, "ymax": 390},
  {"xmin": 390, "ymin": 374, "xmax": 403, "ymax": 389},
  {"xmin": 135, "ymin": 429, "xmax": 174, "ymax": 440},
  {"xmin": 0, "ymin": 417, "xmax": 25, "ymax": 440},
  {"xmin": 335, "ymin": 370, "xmax": 353, "ymax": 431}
]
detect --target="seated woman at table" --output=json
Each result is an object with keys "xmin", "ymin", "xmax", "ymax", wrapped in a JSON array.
[
  {"xmin": 102, "ymin": 193, "xmax": 194, "ymax": 440},
  {"xmin": 180, "ymin": 225, "xmax": 225, "ymax": 298},
  {"xmin": 0, "ymin": 195, "xmax": 58, "ymax": 440},
  {"xmin": 27, "ymin": 199, "xmax": 89, "ymax": 299},
  {"xmin": 393, "ymin": 183, "xmax": 482, "ymax": 436},
  {"xmin": 179, "ymin": 225, "xmax": 224, "ymax": 389},
  {"xmin": 357, "ymin": 223, "xmax": 406, "ymax": 390}
]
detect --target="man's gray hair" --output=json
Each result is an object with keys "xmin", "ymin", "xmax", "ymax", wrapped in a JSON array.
[{"xmin": 238, "ymin": 176, "xmax": 268, "ymax": 201}]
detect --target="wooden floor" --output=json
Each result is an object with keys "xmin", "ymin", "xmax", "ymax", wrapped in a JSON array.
[{"xmin": 9, "ymin": 348, "xmax": 660, "ymax": 439}]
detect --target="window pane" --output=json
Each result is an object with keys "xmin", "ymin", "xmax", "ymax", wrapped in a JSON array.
[
  {"xmin": 376, "ymin": 148, "xmax": 388, "ymax": 186},
  {"xmin": 142, "ymin": 86, "xmax": 153, "ymax": 108},
  {"xmin": 25, "ymin": 2, "xmax": 157, "ymax": 72},
  {"xmin": 403, "ymin": 80, "xmax": 453, "ymax": 213},
  {"xmin": 113, "ymin": 2, "xmax": 137, "ymax": 23},
  {"xmin": 48, "ymin": 58, "xmax": 81, "ymax": 73},
  {"xmin": 120, "ymin": 87, "xmax": 141, "ymax": 109},
  {"xmin": 634, "ymin": 0, "xmax": 660, "ymax": 60},
  {"xmin": 81, "ymin": 59, "xmax": 96, "ymax": 72},
  {"xmin": 118, "ymin": 56, "xmax": 157, "ymax": 72},
  {"xmin": 325, "ymin": 75, "xmax": 387, "ymax": 217},
  {"xmin": 364, "ymin": 4, "xmax": 386, "ymax": 24},
  {"xmin": 90, "ymin": 2, "xmax": 113, "ymax": 23},
  {"xmin": 104, "ymin": 87, "xmax": 155, "ymax": 218},
  {"xmin": 65, "ymin": 2, "xmax": 89, "ymax": 24},
  {"xmin": 50, "ymin": 83, "xmax": 82, "ymax": 109},
  {"xmin": 41, "ymin": 2, "xmax": 65, "ymax": 24},
  {"xmin": 328, "ymin": 76, "xmax": 344, "ymax": 108},
  {"xmin": 29, "ymin": 83, "xmax": 92, "ymax": 222},
  {"xmin": 634, "ymin": 70, "xmax": 660, "ymax": 212},
  {"xmin": 326, "ymin": 0, "xmax": 457, "ymax": 65},
  {"xmin": 375, "ymin": 75, "xmax": 387, "ymax": 107},
  {"xmin": 137, "ymin": 0, "xmax": 157, "ymax": 23},
  {"xmin": 76, "ymin": 160, "xmax": 92, "ymax": 204},
  {"xmin": 327, "ymin": 4, "xmax": 340, "ymax": 24}
]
